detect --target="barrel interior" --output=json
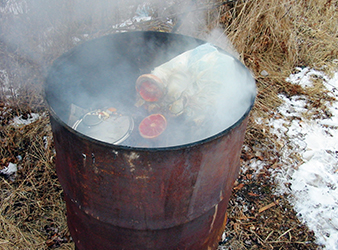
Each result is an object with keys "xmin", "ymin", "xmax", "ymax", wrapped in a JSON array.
[
  {"xmin": 45, "ymin": 31, "xmax": 255, "ymax": 148},
  {"xmin": 46, "ymin": 32, "xmax": 204, "ymax": 124}
]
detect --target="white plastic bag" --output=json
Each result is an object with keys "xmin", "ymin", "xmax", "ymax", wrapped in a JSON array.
[{"xmin": 136, "ymin": 43, "xmax": 236, "ymax": 125}]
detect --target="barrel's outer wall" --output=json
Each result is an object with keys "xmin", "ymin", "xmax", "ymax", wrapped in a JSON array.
[{"xmin": 50, "ymin": 113, "xmax": 249, "ymax": 250}]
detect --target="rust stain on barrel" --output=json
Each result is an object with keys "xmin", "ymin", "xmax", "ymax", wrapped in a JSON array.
[{"xmin": 50, "ymin": 113, "xmax": 249, "ymax": 249}]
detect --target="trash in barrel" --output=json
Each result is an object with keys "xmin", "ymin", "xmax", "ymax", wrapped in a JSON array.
[{"xmin": 45, "ymin": 31, "xmax": 256, "ymax": 250}]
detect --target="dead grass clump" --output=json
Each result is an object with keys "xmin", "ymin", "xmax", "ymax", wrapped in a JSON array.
[
  {"xmin": 219, "ymin": 0, "xmax": 338, "ymax": 72},
  {"xmin": 218, "ymin": 0, "xmax": 297, "ymax": 75},
  {"xmin": 302, "ymin": 77, "xmax": 337, "ymax": 120},
  {"xmin": 210, "ymin": 0, "xmax": 338, "ymax": 154},
  {"xmin": 0, "ymin": 100, "xmax": 73, "ymax": 249},
  {"xmin": 215, "ymin": 0, "xmax": 338, "ymax": 118}
]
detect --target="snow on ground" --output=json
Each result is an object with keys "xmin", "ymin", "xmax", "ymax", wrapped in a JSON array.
[
  {"xmin": 270, "ymin": 68, "xmax": 338, "ymax": 249},
  {"xmin": 1, "ymin": 112, "xmax": 41, "ymax": 181},
  {"xmin": 112, "ymin": 4, "xmax": 153, "ymax": 30},
  {"xmin": 10, "ymin": 112, "xmax": 40, "ymax": 126},
  {"xmin": 0, "ymin": 162, "xmax": 18, "ymax": 181}
]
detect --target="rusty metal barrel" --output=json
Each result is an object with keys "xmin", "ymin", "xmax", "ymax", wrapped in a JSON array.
[{"xmin": 45, "ymin": 31, "xmax": 255, "ymax": 250}]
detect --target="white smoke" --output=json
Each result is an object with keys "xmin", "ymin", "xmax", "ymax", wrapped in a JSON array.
[{"xmin": 1, "ymin": 0, "xmax": 256, "ymax": 147}]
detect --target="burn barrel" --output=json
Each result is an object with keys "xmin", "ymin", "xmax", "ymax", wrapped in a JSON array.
[{"xmin": 45, "ymin": 31, "xmax": 255, "ymax": 250}]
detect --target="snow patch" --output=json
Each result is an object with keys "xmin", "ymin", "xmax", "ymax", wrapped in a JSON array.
[
  {"xmin": 0, "ymin": 162, "xmax": 18, "ymax": 181},
  {"xmin": 10, "ymin": 113, "xmax": 40, "ymax": 126},
  {"xmin": 271, "ymin": 68, "xmax": 338, "ymax": 249}
]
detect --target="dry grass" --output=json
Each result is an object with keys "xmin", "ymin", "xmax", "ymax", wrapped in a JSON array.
[
  {"xmin": 0, "ymin": 112, "xmax": 73, "ymax": 249},
  {"xmin": 0, "ymin": 0, "xmax": 338, "ymax": 249},
  {"xmin": 211, "ymin": 0, "xmax": 338, "ymax": 147}
]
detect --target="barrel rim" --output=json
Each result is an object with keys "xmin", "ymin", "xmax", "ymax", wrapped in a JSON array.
[
  {"xmin": 46, "ymin": 31, "xmax": 256, "ymax": 151},
  {"xmin": 48, "ymin": 98, "xmax": 254, "ymax": 152}
]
